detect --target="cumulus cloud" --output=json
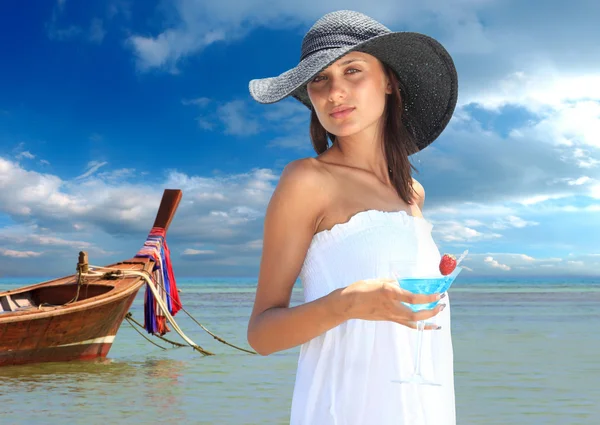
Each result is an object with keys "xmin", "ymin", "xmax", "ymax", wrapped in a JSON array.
[
  {"xmin": 414, "ymin": 104, "xmax": 600, "ymax": 211},
  {"xmin": 434, "ymin": 220, "xmax": 502, "ymax": 243},
  {"xmin": 0, "ymin": 156, "xmax": 278, "ymax": 277},
  {"xmin": 484, "ymin": 256, "xmax": 511, "ymax": 271},
  {"xmin": 0, "ymin": 249, "xmax": 43, "ymax": 259}
]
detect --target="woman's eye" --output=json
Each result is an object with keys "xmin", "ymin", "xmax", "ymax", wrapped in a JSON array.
[{"xmin": 311, "ymin": 69, "xmax": 359, "ymax": 83}]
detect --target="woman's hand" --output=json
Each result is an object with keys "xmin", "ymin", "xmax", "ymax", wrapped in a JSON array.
[{"xmin": 337, "ymin": 278, "xmax": 446, "ymax": 330}]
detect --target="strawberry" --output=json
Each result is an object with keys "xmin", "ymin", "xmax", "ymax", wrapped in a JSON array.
[{"xmin": 439, "ymin": 254, "xmax": 457, "ymax": 276}]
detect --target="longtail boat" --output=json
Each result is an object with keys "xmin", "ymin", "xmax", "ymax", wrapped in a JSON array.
[{"xmin": 0, "ymin": 189, "xmax": 183, "ymax": 367}]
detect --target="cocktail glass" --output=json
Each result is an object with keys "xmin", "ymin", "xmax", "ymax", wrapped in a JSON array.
[{"xmin": 389, "ymin": 250, "xmax": 467, "ymax": 386}]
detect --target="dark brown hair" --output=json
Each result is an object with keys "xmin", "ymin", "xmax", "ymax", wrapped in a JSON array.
[{"xmin": 309, "ymin": 62, "xmax": 420, "ymax": 205}]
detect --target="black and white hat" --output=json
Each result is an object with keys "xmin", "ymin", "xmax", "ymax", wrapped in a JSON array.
[{"xmin": 249, "ymin": 10, "xmax": 458, "ymax": 151}]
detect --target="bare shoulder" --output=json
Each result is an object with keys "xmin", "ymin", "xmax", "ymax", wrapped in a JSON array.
[
  {"xmin": 274, "ymin": 157, "xmax": 329, "ymax": 210},
  {"xmin": 281, "ymin": 158, "xmax": 323, "ymax": 179},
  {"xmin": 411, "ymin": 177, "xmax": 426, "ymax": 210},
  {"xmin": 280, "ymin": 157, "xmax": 327, "ymax": 184}
]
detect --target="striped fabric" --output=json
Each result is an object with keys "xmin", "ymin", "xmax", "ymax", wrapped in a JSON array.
[{"xmin": 135, "ymin": 227, "xmax": 181, "ymax": 335}]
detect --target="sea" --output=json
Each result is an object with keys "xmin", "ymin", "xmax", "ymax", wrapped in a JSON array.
[{"xmin": 0, "ymin": 275, "xmax": 599, "ymax": 425}]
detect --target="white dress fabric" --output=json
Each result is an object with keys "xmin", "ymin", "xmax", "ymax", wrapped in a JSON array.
[{"xmin": 290, "ymin": 210, "xmax": 456, "ymax": 425}]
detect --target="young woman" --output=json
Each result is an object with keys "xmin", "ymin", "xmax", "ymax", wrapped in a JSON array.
[{"xmin": 247, "ymin": 10, "xmax": 459, "ymax": 425}]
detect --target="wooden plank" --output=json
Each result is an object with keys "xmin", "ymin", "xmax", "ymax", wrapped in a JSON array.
[{"xmin": 152, "ymin": 189, "xmax": 182, "ymax": 232}]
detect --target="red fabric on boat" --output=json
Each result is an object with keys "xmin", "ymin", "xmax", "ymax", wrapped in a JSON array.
[{"xmin": 135, "ymin": 227, "xmax": 181, "ymax": 335}]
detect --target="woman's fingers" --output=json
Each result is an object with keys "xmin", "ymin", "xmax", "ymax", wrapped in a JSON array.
[
  {"xmin": 410, "ymin": 303, "xmax": 446, "ymax": 321},
  {"xmin": 394, "ymin": 302, "xmax": 446, "ymax": 327},
  {"xmin": 395, "ymin": 286, "xmax": 444, "ymax": 305}
]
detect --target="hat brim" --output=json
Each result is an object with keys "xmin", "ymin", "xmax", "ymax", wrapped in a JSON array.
[{"xmin": 249, "ymin": 32, "xmax": 458, "ymax": 151}]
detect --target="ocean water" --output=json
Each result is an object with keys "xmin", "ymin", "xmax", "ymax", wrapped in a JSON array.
[{"xmin": 0, "ymin": 276, "xmax": 599, "ymax": 424}]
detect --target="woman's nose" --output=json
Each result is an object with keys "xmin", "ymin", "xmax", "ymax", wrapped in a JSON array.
[{"xmin": 327, "ymin": 77, "xmax": 347, "ymax": 101}]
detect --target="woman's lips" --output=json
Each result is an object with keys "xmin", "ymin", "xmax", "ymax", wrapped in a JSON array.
[{"xmin": 330, "ymin": 108, "xmax": 355, "ymax": 119}]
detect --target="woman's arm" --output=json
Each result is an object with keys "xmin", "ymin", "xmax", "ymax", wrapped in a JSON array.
[{"xmin": 247, "ymin": 158, "xmax": 336, "ymax": 355}]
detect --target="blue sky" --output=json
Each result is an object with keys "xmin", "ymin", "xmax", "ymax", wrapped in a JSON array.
[{"xmin": 1, "ymin": 0, "xmax": 599, "ymax": 279}]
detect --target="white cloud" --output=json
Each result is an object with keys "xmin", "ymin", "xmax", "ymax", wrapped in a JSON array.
[
  {"xmin": 0, "ymin": 156, "xmax": 277, "ymax": 237},
  {"xmin": 0, "ymin": 155, "xmax": 280, "ymax": 276},
  {"xmin": 517, "ymin": 254, "xmax": 535, "ymax": 262},
  {"xmin": 483, "ymin": 256, "xmax": 510, "ymax": 270},
  {"xmin": 509, "ymin": 100, "xmax": 600, "ymax": 150},
  {"xmin": 0, "ymin": 248, "xmax": 42, "ymax": 258},
  {"xmin": 491, "ymin": 215, "xmax": 539, "ymax": 230},
  {"xmin": 434, "ymin": 220, "xmax": 502, "ymax": 242},
  {"xmin": 464, "ymin": 71, "xmax": 600, "ymax": 112},
  {"xmin": 515, "ymin": 194, "xmax": 570, "ymax": 206},
  {"xmin": 182, "ymin": 248, "xmax": 215, "ymax": 255},
  {"xmin": 16, "ymin": 151, "xmax": 35, "ymax": 160},
  {"xmin": 75, "ymin": 161, "xmax": 108, "ymax": 180}
]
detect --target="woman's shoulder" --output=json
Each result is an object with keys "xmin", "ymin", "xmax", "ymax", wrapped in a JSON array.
[
  {"xmin": 274, "ymin": 157, "xmax": 332, "ymax": 207},
  {"xmin": 278, "ymin": 157, "xmax": 331, "ymax": 188},
  {"xmin": 266, "ymin": 157, "xmax": 331, "ymax": 236}
]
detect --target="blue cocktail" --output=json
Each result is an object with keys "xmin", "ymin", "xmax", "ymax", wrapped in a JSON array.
[
  {"xmin": 390, "ymin": 251, "xmax": 467, "ymax": 386},
  {"xmin": 399, "ymin": 266, "xmax": 462, "ymax": 312}
]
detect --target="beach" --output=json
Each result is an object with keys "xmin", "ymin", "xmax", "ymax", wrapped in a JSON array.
[{"xmin": 1, "ymin": 276, "xmax": 599, "ymax": 424}]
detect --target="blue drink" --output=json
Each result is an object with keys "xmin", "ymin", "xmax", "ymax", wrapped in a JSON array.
[{"xmin": 397, "ymin": 266, "xmax": 462, "ymax": 312}]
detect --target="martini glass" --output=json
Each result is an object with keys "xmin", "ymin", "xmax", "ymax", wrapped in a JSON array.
[{"xmin": 390, "ymin": 250, "xmax": 467, "ymax": 386}]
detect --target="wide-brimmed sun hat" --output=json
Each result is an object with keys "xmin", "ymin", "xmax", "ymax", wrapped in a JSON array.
[{"xmin": 248, "ymin": 10, "xmax": 458, "ymax": 151}]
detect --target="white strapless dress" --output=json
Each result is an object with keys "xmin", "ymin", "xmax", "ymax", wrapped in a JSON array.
[{"xmin": 290, "ymin": 210, "xmax": 456, "ymax": 425}]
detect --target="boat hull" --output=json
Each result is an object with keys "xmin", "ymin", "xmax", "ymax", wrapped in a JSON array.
[{"xmin": 0, "ymin": 281, "xmax": 141, "ymax": 367}]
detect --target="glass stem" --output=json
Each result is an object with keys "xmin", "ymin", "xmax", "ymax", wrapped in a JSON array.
[{"xmin": 414, "ymin": 320, "xmax": 425, "ymax": 377}]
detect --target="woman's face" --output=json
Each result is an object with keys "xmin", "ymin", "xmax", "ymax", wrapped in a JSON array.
[{"xmin": 306, "ymin": 51, "xmax": 392, "ymax": 139}]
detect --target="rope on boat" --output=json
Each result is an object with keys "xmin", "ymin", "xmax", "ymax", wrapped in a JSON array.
[
  {"xmin": 82, "ymin": 266, "xmax": 214, "ymax": 356},
  {"xmin": 125, "ymin": 314, "xmax": 169, "ymax": 350},
  {"xmin": 167, "ymin": 296, "xmax": 257, "ymax": 355},
  {"xmin": 125, "ymin": 312, "xmax": 187, "ymax": 348},
  {"xmin": 86, "ymin": 264, "xmax": 257, "ymax": 355}
]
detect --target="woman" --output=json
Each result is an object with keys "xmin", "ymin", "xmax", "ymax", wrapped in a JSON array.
[{"xmin": 247, "ymin": 10, "xmax": 459, "ymax": 425}]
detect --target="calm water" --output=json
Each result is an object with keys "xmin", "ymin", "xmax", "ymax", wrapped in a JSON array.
[{"xmin": 1, "ymin": 277, "xmax": 599, "ymax": 424}]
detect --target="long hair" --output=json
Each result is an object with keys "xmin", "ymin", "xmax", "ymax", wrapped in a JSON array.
[{"xmin": 308, "ymin": 62, "xmax": 420, "ymax": 205}]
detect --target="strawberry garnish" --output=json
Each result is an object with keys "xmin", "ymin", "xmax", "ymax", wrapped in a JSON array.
[{"xmin": 439, "ymin": 254, "xmax": 457, "ymax": 276}]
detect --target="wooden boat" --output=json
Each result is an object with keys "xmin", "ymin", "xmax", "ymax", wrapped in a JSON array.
[{"xmin": 0, "ymin": 189, "xmax": 182, "ymax": 367}]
